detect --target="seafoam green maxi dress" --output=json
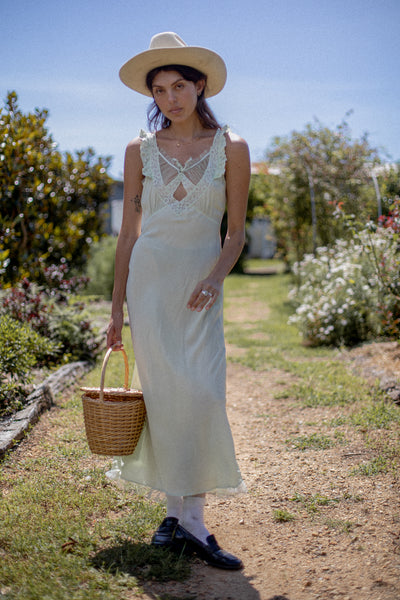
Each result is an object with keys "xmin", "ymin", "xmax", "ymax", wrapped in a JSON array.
[{"xmin": 110, "ymin": 126, "xmax": 244, "ymax": 497}]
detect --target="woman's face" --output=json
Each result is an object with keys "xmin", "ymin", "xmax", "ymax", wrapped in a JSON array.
[{"xmin": 151, "ymin": 70, "xmax": 204, "ymax": 123}]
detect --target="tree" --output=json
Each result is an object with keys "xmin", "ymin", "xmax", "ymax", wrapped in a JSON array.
[
  {"xmin": 263, "ymin": 116, "xmax": 380, "ymax": 264},
  {"xmin": 0, "ymin": 92, "xmax": 113, "ymax": 286}
]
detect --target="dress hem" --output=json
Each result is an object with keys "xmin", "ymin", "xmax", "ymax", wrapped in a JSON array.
[{"xmin": 106, "ymin": 462, "xmax": 247, "ymax": 497}]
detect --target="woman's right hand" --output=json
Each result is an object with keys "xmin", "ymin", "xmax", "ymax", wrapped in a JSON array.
[{"xmin": 106, "ymin": 311, "xmax": 124, "ymax": 349}]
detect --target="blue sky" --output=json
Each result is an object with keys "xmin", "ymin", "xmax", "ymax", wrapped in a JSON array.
[{"xmin": 2, "ymin": 0, "xmax": 399, "ymax": 178}]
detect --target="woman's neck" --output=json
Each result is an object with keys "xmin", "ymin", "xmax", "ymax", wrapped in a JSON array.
[{"xmin": 166, "ymin": 116, "xmax": 207, "ymax": 142}]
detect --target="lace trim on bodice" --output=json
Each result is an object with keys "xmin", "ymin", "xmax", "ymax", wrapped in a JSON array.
[{"xmin": 139, "ymin": 126, "xmax": 229, "ymax": 215}]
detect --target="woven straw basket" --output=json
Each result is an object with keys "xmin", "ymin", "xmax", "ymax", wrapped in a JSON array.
[{"xmin": 81, "ymin": 346, "xmax": 146, "ymax": 456}]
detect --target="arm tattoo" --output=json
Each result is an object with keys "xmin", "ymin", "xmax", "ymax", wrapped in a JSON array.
[{"xmin": 130, "ymin": 194, "xmax": 142, "ymax": 213}]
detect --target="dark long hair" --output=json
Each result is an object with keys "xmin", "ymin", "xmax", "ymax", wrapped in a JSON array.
[{"xmin": 146, "ymin": 64, "xmax": 220, "ymax": 131}]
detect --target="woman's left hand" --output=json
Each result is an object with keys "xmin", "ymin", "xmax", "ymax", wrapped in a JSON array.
[{"xmin": 187, "ymin": 278, "xmax": 221, "ymax": 312}]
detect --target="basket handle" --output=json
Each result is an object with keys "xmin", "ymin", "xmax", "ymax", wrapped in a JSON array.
[{"xmin": 100, "ymin": 345, "xmax": 129, "ymax": 402}]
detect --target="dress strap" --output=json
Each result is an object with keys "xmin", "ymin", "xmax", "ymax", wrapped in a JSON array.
[
  {"xmin": 139, "ymin": 130, "xmax": 158, "ymax": 179},
  {"xmin": 211, "ymin": 125, "xmax": 229, "ymax": 179}
]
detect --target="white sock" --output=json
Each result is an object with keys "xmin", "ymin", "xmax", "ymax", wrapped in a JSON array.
[
  {"xmin": 181, "ymin": 494, "xmax": 210, "ymax": 544},
  {"xmin": 166, "ymin": 494, "xmax": 183, "ymax": 520}
]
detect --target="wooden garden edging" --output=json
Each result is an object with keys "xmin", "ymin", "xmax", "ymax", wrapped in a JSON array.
[{"xmin": 0, "ymin": 361, "xmax": 92, "ymax": 458}]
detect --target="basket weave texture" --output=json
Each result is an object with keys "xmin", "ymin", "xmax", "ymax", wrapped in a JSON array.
[{"xmin": 81, "ymin": 346, "xmax": 146, "ymax": 456}]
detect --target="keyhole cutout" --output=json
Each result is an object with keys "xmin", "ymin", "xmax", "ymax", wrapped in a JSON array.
[{"xmin": 173, "ymin": 182, "xmax": 187, "ymax": 202}]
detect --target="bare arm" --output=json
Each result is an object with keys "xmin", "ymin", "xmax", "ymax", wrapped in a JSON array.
[
  {"xmin": 187, "ymin": 132, "xmax": 250, "ymax": 311},
  {"xmin": 107, "ymin": 138, "xmax": 143, "ymax": 347}
]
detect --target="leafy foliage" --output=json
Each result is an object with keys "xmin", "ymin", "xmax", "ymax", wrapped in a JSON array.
[
  {"xmin": 255, "ymin": 116, "xmax": 380, "ymax": 264},
  {"xmin": 0, "ymin": 91, "xmax": 113, "ymax": 286},
  {"xmin": 45, "ymin": 302, "xmax": 98, "ymax": 362},
  {"xmin": 379, "ymin": 165, "xmax": 400, "ymax": 232},
  {"xmin": 1, "ymin": 277, "xmax": 51, "ymax": 334},
  {"xmin": 0, "ymin": 278, "xmax": 100, "ymax": 362},
  {"xmin": 0, "ymin": 314, "xmax": 54, "ymax": 377},
  {"xmin": 0, "ymin": 278, "xmax": 101, "ymax": 416},
  {"xmin": 0, "ymin": 314, "xmax": 59, "ymax": 417},
  {"xmin": 380, "ymin": 162, "xmax": 400, "ymax": 210}
]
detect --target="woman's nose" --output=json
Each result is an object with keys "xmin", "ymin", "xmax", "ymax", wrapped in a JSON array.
[{"xmin": 167, "ymin": 89, "xmax": 177, "ymax": 103}]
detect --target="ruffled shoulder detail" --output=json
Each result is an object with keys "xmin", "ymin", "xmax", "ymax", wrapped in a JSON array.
[
  {"xmin": 212, "ymin": 125, "xmax": 230, "ymax": 179},
  {"xmin": 139, "ymin": 130, "xmax": 156, "ymax": 178}
]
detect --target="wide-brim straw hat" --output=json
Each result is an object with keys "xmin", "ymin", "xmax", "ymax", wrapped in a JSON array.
[{"xmin": 119, "ymin": 32, "xmax": 227, "ymax": 98}]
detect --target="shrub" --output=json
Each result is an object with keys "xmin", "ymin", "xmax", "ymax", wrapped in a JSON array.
[
  {"xmin": 84, "ymin": 236, "xmax": 117, "ymax": 300},
  {"xmin": 0, "ymin": 278, "xmax": 100, "ymax": 363},
  {"xmin": 0, "ymin": 92, "xmax": 113, "ymax": 287},
  {"xmin": 0, "ymin": 272, "xmax": 101, "ymax": 418},
  {"xmin": 46, "ymin": 302, "xmax": 100, "ymax": 362},
  {"xmin": 1, "ymin": 277, "xmax": 49, "ymax": 331},
  {"xmin": 0, "ymin": 315, "xmax": 59, "ymax": 417},
  {"xmin": 42, "ymin": 263, "xmax": 89, "ymax": 300},
  {"xmin": 289, "ymin": 227, "xmax": 398, "ymax": 346}
]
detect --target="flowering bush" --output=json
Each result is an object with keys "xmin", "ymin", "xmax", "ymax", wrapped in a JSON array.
[
  {"xmin": 0, "ymin": 277, "xmax": 100, "ymax": 416},
  {"xmin": 42, "ymin": 263, "xmax": 89, "ymax": 300},
  {"xmin": 0, "ymin": 277, "xmax": 98, "ymax": 359},
  {"xmin": 289, "ymin": 226, "xmax": 400, "ymax": 346},
  {"xmin": 1, "ymin": 278, "xmax": 51, "ymax": 335},
  {"xmin": 379, "ymin": 207, "xmax": 400, "ymax": 233}
]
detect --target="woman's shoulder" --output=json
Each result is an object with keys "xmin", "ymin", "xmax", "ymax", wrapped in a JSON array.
[
  {"xmin": 125, "ymin": 131, "xmax": 158, "ymax": 178},
  {"xmin": 125, "ymin": 130, "xmax": 155, "ymax": 161},
  {"xmin": 126, "ymin": 135, "xmax": 141, "ymax": 152},
  {"xmin": 223, "ymin": 128, "xmax": 250, "ymax": 162},
  {"xmin": 126, "ymin": 130, "xmax": 155, "ymax": 148},
  {"xmin": 123, "ymin": 139, "xmax": 141, "ymax": 173},
  {"xmin": 224, "ymin": 127, "xmax": 248, "ymax": 146}
]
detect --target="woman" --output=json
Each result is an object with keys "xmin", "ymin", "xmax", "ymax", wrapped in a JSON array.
[{"xmin": 107, "ymin": 32, "xmax": 250, "ymax": 570}]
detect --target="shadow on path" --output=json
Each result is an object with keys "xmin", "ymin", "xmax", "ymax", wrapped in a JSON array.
[
  {"xmin": 141, "ymin": 560, "xmax": 263, "ymax": 600},
  {"xmin": 90, "ymin": 540, "xmax": 267, "ymax": 599},
  {"xmin": 91, "ymin": 539, "xmax": 190, "ymax": 581}
]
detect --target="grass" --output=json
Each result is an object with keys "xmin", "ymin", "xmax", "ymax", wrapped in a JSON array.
[
  {"xmin": 351, "ymin": 455, "xmax": 392, "ymax": 476},
  {"xmin": 244, "ymin": 257, "xmax": 287, "ymax": 273},
  {"xmin": 290, "ymin": 492, "xmax": 339, "ymax": 514},
  {"xmin": 1, "ymin": 259, "xmax": 400, "ymax": 598},
  {"xmin": 0, "ymin": 319, "xmax": 190, "ymax": 600},
  {"xmin": 324, "ymin": 518, "xmax": 355, "ymax": 534},
  {"xmin": 273, "ymin": 509, "xmax": 296, "ymax": 523},
  {"xmin": 280, "ymin": 381, "xmax": 357, "ymax": 407},
  {"xmin": 224, "ymin": 272, "xmax": 300, "ymax": 368},
  {"xmin": 286, "ymin": 433, "xmax": 335, "ymax": 451},
  {"xmin": 274, "ymin": 362, "xmax": 377, "ymax": 408},
  {"xmin": 350, "ymin": 399, "xmax": 400, "ymax": 429}
]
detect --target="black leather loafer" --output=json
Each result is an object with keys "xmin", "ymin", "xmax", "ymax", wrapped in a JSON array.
[
  {"xmin": 173, "ymin": 524, "xmax": 243, "ymax": 570},
  {"xmin": 151, "ymin": 517, "xmax": 179, "ymax": 548}
]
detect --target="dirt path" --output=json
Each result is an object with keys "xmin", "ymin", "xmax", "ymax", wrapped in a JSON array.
[
  {"xmin": 5, "ymin": 298, "xmax": 400, "ymax": 600},
  {"xmin": 137, "ymin": 358, "xmax": 400, "ymax": 600}
]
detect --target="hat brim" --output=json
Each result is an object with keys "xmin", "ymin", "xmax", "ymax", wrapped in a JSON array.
[{"xmin": 119, "ymin": 46, "xmax": 227, "ymax": 98}]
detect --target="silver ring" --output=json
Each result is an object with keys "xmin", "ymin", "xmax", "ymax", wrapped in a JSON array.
[{"xmin": 201, "ymin": 289, "xmax": 212, "ymax": 297}]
